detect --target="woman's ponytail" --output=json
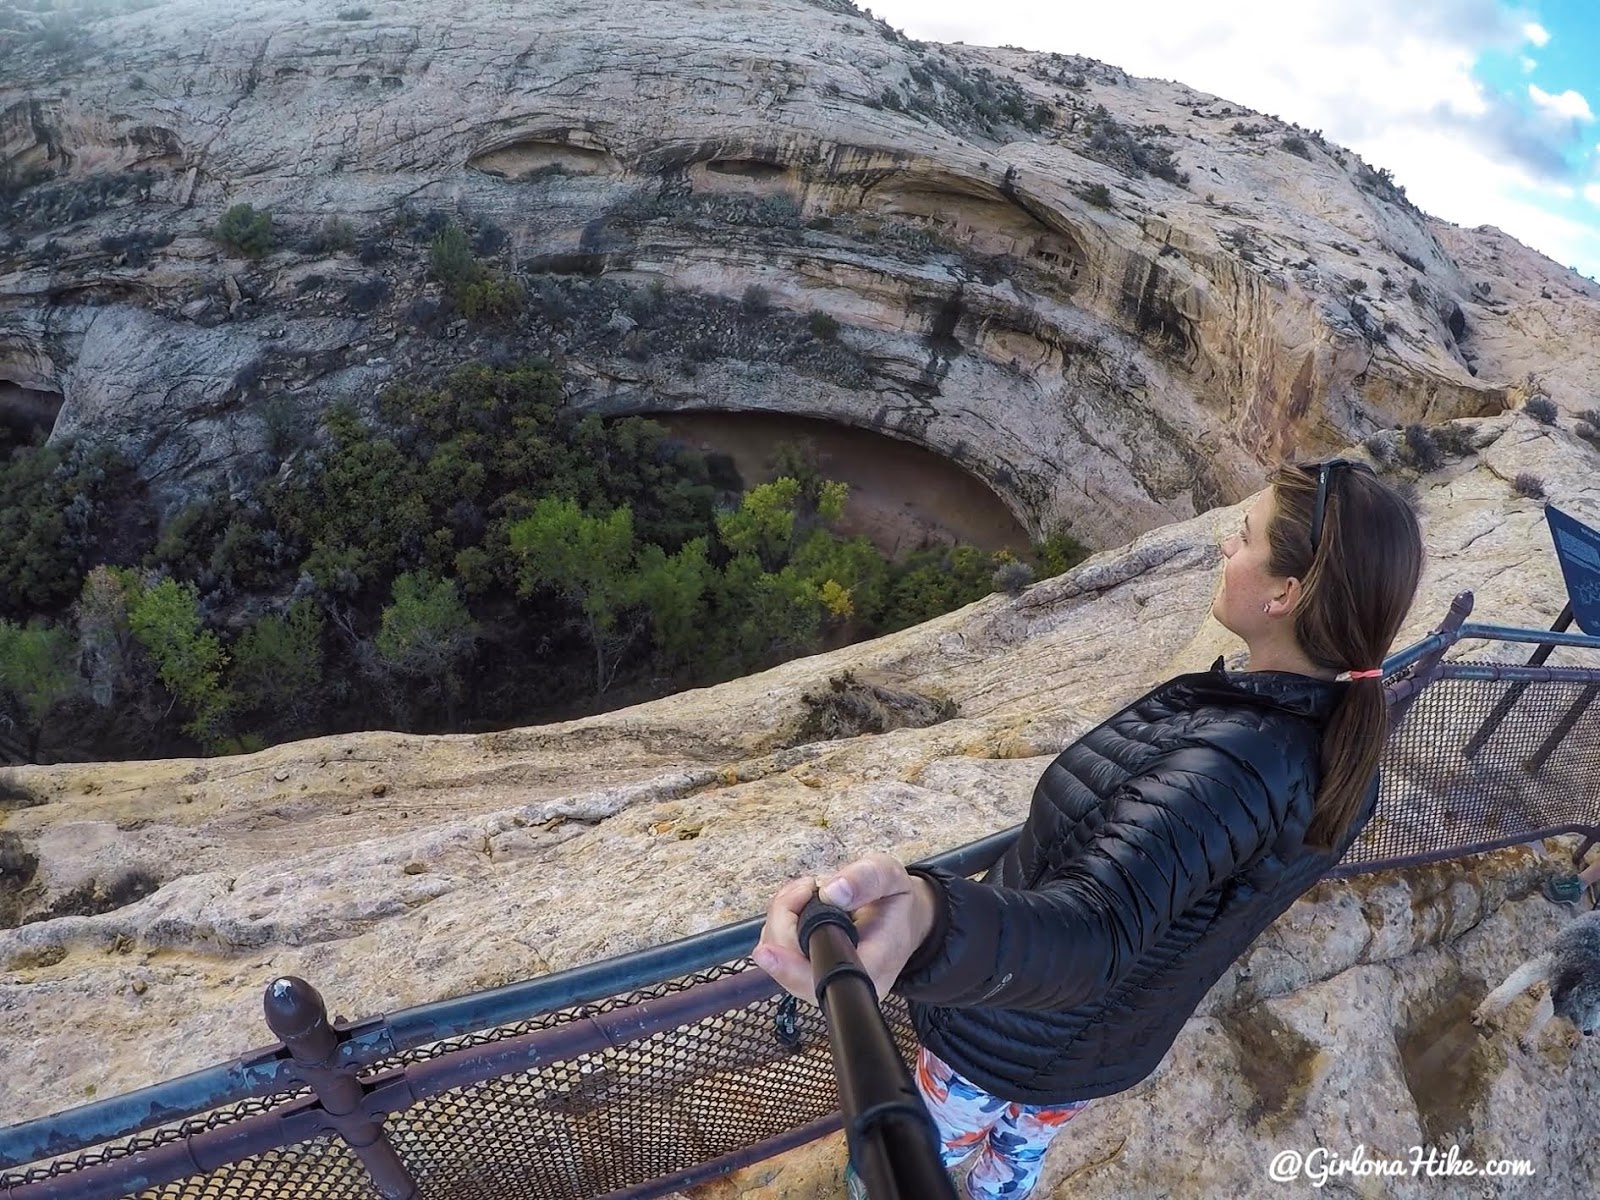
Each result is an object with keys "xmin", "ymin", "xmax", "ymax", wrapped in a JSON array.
[{"xmin": 1266, "ymin": 463, "xmax": 1424, "ymax": 850}]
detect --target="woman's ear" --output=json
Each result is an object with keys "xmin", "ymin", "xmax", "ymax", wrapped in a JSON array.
[{"xmin": 1275, "ymin": 575, "xmax": 1305, "ymax": 614}]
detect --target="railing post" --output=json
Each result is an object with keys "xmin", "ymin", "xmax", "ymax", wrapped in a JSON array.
[
  {"xmin": 1385, "ymin": 591, "xmax": 1474, "ymax": 728},
  {"xmin": 1463, "ymin": 602, "xmax": 1574, "ymax": 760},
  {"xmin": 263, "ymin": 977, "xmax": 419, "ymax": 1200},
  {"xmin": 1523, "ymin": 682, "xmax": 1600, "ymax": 775}
]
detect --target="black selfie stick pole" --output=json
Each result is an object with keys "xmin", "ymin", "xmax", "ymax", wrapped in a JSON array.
[{"xmin": 797, "ymin": 894, "xmax": 957, "ymax": 1200}]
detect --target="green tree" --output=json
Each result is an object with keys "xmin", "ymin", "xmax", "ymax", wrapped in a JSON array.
[
  {"xmin": 216, "ymin": 204, "xmax": 275, "ymax": 258},
  {"xmin": 716, "ymin": 477, "xmax": 803, "ymax": 571},
  {"xmin": 0, "ymin": 441, "xmax": 150, "ymax": 619},
  {"xmin": 269, "ymin": 405, "xmax": 429, "ymax": 593},
  {"xmin": 0, "ymin": 621, "xmax": 77, "ymax": 761},
  {"xmin": 75, "ymin": 566, "xmax": 137, "ymax": 708},
  {"xmin": 508, "ymin": 498, "xmax": 641, "ymax": 694},
  {"xmin": 708, "ymin": 556, "xmax": 824, "ymax": 670},
  {"xmin": 882, "ymin": 544, "xmax": 997, "ymax": 632},
  {"xmin": 788, "ymin": 528, "xmax": 890, "ymax": 626},
  {"xmin": 428, "ymin": 224, "xmax": 483, "ymax": 289},
  {"xmin": 1035, "ymin": 528, "xmax": 1090, "ymax": 577},
  {"xmin": 375, "ymin": 573, "xmax": 477, "ymax": 722},
  {"xmin": 126, "ymin": 578, "xmax": 232, "ymax": 747},
  {"xmin": 633, "ymin": 537, "xmax": 711, "ymax": 667},
  {"xmin": 230, "ymin": 600, "xmax": 324, "ymax": 733}
]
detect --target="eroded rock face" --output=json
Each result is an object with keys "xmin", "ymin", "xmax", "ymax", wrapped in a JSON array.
[
  {"xmin": 2, "ymin": 418, "xmax": 1598, "ymax": 1200},
  {"xmin": 4, "ymin": 0, "xmax": 1597, "ymax": 543}
]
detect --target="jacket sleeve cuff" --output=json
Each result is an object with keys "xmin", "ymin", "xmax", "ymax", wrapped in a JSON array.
[
  {"xmin": 892, "ymin": 866, "xmax": 1006, "ymax": 1005},
  {"xmin": 897, "ymin": 865, "xmax": 954, "ymax": 979}
]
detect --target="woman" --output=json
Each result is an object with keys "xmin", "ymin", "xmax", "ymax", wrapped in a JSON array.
[{"xmin": 754, "ymin": 459, "xmax": 1424, "ymax": 1200}]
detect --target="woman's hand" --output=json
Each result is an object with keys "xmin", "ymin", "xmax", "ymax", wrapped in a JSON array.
[{"xmin": 751, "ymin": 852, "xmax": 940, "ymax": 1004}]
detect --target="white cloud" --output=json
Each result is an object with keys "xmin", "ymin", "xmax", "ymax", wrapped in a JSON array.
[
  {"xmin": 1523, "ymin": 21, "xmax": 1551, "ymax": 47},
  {"xmin": 1520, "ymin": 55, "xmax": 1538, "ymax": 73},
  {"xmin": 864, "ymin": 0, "xmax": 1600, "ymax": 278},
  {"xmin": 1529, "ymin": 84, "xmax": 1595, "ymax": 122},
  {"xmin": 1585, "ymin": 184, "xmax": 1600, "ymax": 206}
]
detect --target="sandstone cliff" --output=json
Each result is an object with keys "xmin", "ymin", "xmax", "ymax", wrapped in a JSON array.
[{"xmin": 4, "ymin": 0, "xmax": 1599, "ymax": 546}]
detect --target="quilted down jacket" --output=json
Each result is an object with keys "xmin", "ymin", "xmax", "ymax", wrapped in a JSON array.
[{"xmin": 892, "ymin": 658, "xmax": 1376, "ymax": 1104}]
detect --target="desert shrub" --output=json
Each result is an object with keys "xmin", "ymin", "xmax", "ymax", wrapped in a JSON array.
[
  {"xmin": 1575, "ymin": 421, "xmax": 1600, "ymax": 447},
  {"xmin": 993, "ymin": 559, "xmax": 1035, "ymax": 595},
  {"xmin": 428, "ymin": 225, "xmax": 482, "ymax": 288},
  {"xmin": 337, "ymin": 7, "xmax": 372, "ymax": 19},
  {"xmin": 215, "ymin": 204, "xmax": 275, "ymax": 259},
  {"xmin": 1524, "ymin": 395, "xmax": 1558, "ymax": 424},
  {"xmin": 1402, "ymin": 424, "xmax": 1442, "ymax": 472},
  {"xmin": 1432, "ymin": 423, "xmax": 1479, "ymax": 458},
  {"xmin": 343, "ymin": 276, "xmax": 390, "ymax": 313},
  {"xmin": 299, "ymin": 216, "xmax": 356, "ymax": 255},
  {"xmin": 99, "ymin": 230, "xmax": 167, "ymax": 268},
  {"xmin": 797, "ymin": 672, "xmax": 958, "ymax": 742},
  {"xmin": 1081, "ymin": 106, "xmax": 1188, "ymax": 183},
  {"xmin": 1081, "ymin": 182, "xmax": 1115, "ymax": 209},
  {"xmin": 1034, "ymin": 529, "xmax": 1090, "ymax": 577},
  {"xmin": 741, "ymin": 284, "xmax": 771, "ymax": 315},
  {"xmin": 1280, "ymin": 135, "xmax": 1312, "ymax": 160},
  {"xmin": 456, "ymin": 277, "xmax": 525, "ymax": 324},
  {"xmin": 1512, "ymin": 472, "xmax": 1545, "ymax": 500},
  {"xmin": 808, "ymin": 310, "xmax": 839, "ymax": 341},
  {"xmin": 261, "ymin": 395, "xmax": 307, "ymax": 461},
  {"xmin": 759, "ymin": 195, "xmax": 802, "ymax": 226},
  {"xmin": 472, "ymin": 222, "xmax": 507, "ymax": 256}
]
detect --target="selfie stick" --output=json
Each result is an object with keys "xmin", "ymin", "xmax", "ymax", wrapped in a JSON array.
[{"xmin": 797, "ymin": 894, "xmax": 957, "ymax": 1200}]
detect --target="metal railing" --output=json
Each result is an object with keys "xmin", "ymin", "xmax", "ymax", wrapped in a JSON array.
[{"xmin": 4, "ymin": 591, "xmax": 1599, "ymax": 1200}]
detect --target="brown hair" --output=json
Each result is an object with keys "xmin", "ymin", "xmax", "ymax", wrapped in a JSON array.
[{"xmin": 1265, "ymin": 461, "xmax": 1423, "ymax": 849}]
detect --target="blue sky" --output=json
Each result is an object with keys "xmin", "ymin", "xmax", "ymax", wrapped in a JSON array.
[{"xmin": 861, "ymin": 0, "xmax": 1600, "ymax": 280}]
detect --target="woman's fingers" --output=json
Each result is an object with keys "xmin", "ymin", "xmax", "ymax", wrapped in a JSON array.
[
  {"xmin": 819, "ymin": 851, "xmax": 912, "ymax": 909},
  {"xmin": 752, "ymin": 875, "xmax": 822, "ymax": 1001},
  {"xmin": 753, "ymin": 855, "xmax": 922, "ymax": 1003},
  {"xmin": 760, "ymin": 874, "xmax": 817, "ymax": 949}
]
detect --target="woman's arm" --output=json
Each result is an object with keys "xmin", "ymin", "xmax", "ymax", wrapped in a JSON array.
[{"xmin": 891, "ymin": 740, "xmax": 1278, "ymax": 1011}]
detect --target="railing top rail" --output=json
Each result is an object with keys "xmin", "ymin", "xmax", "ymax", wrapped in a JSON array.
[
  {"xmin": 1439, "ymin": 663, "xmax": 1600, "ymax": 684},
  {"xmin": 1454, "ymin": 623, "xmax": 1600, "ymax": 652}
]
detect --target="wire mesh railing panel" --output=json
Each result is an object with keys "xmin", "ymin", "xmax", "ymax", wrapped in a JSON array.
[
  {"xmin": 0, "ymin": 1091, "xmax": 308, "ymax": 1191},
  {"xmin": 1342, "ymin": 671, "xmax": 1600, "ymax": 870},
  {"xmin": 385, "ymin": 974, "xmax": 918, "ymax": 1200},
  {"xmin": 360, "ymin": 964, "xmax": 751, "ymax": 1080},
  {"xmin": 128, "ymin": 1135, "xmax": 377, "ymax": 1200}
]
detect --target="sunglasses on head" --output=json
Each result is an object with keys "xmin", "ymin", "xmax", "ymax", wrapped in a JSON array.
[{"xmin": 1305, "ymin": 457, "xmax": 1375, "ymax": 555}]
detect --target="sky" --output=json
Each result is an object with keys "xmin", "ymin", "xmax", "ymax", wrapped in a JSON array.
[{"xmin": 858, "ymin": 0, "xmax": 1600, "ymax": 281}]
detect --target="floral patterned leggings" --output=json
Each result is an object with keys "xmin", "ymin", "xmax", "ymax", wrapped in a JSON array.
[{"xmin": 844, "ymin": 1045, "xmax": 1091, "ymax": 1200}]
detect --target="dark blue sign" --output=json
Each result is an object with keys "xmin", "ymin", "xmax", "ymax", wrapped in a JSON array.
[{"xmin": 1547, "ymin": 505, "xmax": 1600, "ymax": 636}]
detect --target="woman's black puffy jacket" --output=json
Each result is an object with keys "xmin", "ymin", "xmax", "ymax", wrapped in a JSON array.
[{"xmin": 892, "ymin": 658, "xmax": 1375, "ymax": 1104}]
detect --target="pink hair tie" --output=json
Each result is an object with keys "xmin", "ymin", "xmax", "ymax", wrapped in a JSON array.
[{"xmin": 1347, "ymin": 669, "xmax": 1383, "ymax": 680}]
